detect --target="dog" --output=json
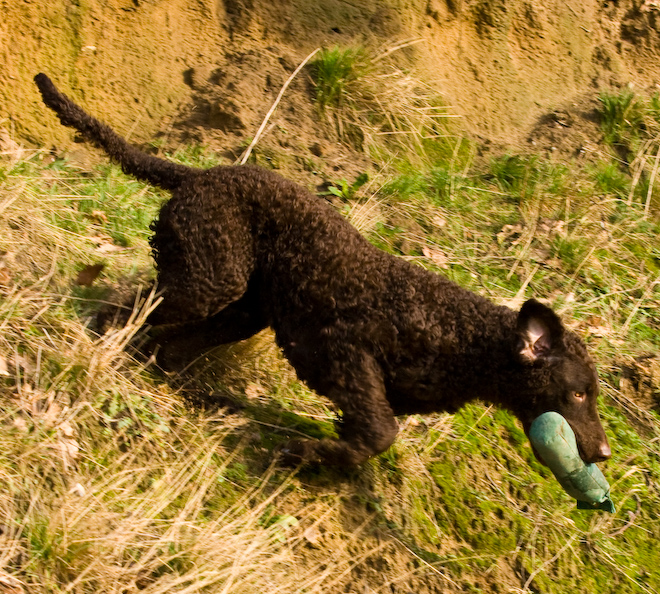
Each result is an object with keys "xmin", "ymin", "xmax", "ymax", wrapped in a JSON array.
[{"xmin": 35, "ymin": 73, "xmax": 611, "ymax": 468}]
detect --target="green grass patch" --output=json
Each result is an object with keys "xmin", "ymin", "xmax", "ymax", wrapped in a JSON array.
[{"xmin": 1, "ymin": 99, "xmax": 660, "ymax": 592}]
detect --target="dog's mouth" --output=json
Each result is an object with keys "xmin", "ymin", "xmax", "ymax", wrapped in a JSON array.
[{"xmin": 563, "ymin": 417, "xmax": 612, "ymax": 464}]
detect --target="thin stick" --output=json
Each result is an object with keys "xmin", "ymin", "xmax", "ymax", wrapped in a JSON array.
[
  {"xmin": 627, "ymin": 137, "xmax": 653, "ymax": 206},
  {"xmin": 607, "ymin": 495, "xmax": 641, "ymax": 538},
  {"xmin": 237, "ymin": 48, "xmax": 320, "ymax": 165},
  {"xmin": 506, "ymin": 200, "xmax": 541, "ymax": 281},
  {"xmin": 570, "ymin": 244, "xmax": 597, "ymax": 281},
  {"xmin": 621, "ymin": 274, "xmax": 660, "ymax": 333},
  {"xmin": 523, "ymin": 534, "xmax": 577, "ymax": 592},
  {"xmin": 374, "ymin": 37, "xmax": 425, "ymax": 62},
  {"xmin": 507, "ymin": 263, "xmax": 540, "ymax": 309},
  {"xmin": 645, "ymin": 141, "xmax": 660, "ymax": 218}
]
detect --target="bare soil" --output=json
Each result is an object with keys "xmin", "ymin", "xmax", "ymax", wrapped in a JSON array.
[{"xmin": 5, "ymin": 0, "xmax": 660, "ymax": 175}]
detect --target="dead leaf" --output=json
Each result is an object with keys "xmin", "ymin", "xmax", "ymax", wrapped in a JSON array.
[
  {"xmin": 89, "ymin": 234, "xmax": 126, "ymax": 253},
  {"xmin": 0, "ymin": 355, "xmax": 8, "ymax": 377},
  {"xmin": 75, "ymin": 263, "xmax": 104, "ymax": 286},
  {"xmin": 14, "ymin": 355, "xmax": 35, "ymax": 375},
  {"xmin": 12, "ymin": 417, "xmax": 28, "ymax": 432},
  {"xmin": 422, "ymin": 246, "xmax": 449, "ymax": 269},
  {"xmin": 587, "ymin": 316, "xmax": 613, "ymax": 337},
  {"xmin": 89, "ymin": 234, "xmax": 113, "ymax": 245},
  {"xmin": 589, "ymin": 326, "xmax": 613, "ymax": 337},
  {"xmin": 245, "ymin": 383, "xmax": 264, "ymax": 399},
  {"xmin": 14, "ymin": 386, "xmax": 59, "ymax": 420},
  {"xmin": 96, "ymin": 241, "xmax": 126, "ymax": 254},
  {"xmin": 303, "ymin": 526, "xmax": 322, "ymax": 546},
  {"xmin": 59, "ymin": 419, "xmax": 75, "ymax": 438},
  {"xmin": 69, "ymin": 482, "xmax": 86, "ymax": 497},
  {"xmin": 538, "ymin": 218, "xmax": 565, "ymax": 236},
  {"xmin": 496, "ymin": 223, "xmax": 524, "ymax": 246},
  {"xmin": 58, "ymin": 436, "xmax": 80, "ymax": 471},
  {"xmin": 544, "ymin": 257, "xmax": 562, "ymax": 269},
  {"xmin": 0, "ymin": 129, "xmax": 26, "ymax": 164},
  {"xmin": 90, "ymin": 210, "xmax": 108, "ymax": 224},
  {"xmin": 402, "ymin": 416, "xmax": 420, "ymax": 429},
  {"xmin": 0, "ymin": 268, "xmax": 10, "ymax": 285},
  {"xmin": 41, "ymin": 400, "xmax": 62, "ymax": 429}
]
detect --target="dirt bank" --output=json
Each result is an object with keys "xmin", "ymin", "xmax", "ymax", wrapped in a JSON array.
[{"xmin": 4, "ymin": 0, "xmax": 660, "ymax": 158}]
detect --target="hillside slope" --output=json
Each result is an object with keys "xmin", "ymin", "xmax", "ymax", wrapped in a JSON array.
[{"xmin": 1, "ymin": 2, "xmax": 660, "ymax": 594}]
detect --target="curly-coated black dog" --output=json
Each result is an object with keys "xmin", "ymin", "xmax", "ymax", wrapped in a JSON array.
[{"xmin": 35, "ymin": 73, "xmax": 611, "ymax": 468}]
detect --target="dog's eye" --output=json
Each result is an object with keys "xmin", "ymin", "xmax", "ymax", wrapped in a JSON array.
[{"xmin": 573, "ymin": 391, "xmax": 587, "ymax": 402}]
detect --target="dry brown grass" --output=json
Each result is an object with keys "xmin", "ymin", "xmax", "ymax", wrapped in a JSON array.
[
  {"xmin": 1, "ymin": 109, "xmax": 659, "ymax": 593},
  {"xmin": 0, "ymin": 145, "xmax": 466, "ymax": 594}
]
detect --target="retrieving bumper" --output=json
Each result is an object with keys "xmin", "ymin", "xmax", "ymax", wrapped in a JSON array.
[{"xmin": 529, "ymin": 411, "xmax": 615, "ymax": 513}]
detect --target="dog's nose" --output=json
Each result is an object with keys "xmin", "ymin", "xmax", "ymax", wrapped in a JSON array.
[{"xmin": 595, "ymin": 442, "xmax": 611, "ymax": 462}]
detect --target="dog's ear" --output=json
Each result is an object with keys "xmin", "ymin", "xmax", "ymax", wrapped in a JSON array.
[{"xmin": 515, "ymin": 299, "xmax": 564, "ymax": 364}]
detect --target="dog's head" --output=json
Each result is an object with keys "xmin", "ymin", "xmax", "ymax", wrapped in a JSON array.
[{"xmin": 507, "ymin": 299, "xmax": 611, "ymax": 465}]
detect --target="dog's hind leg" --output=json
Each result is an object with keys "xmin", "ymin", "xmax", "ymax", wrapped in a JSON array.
[{"xmin": 281, "ymin": 353, "xmax": 399, "ymax": 466}]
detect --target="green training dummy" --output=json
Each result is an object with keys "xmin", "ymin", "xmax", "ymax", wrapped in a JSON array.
[{"xmin": 529, "ymin": 411, "xmax": 615, "ymax": 512}]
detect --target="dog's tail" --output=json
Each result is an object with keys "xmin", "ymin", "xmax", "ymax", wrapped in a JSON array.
[{"xmin": 34, "ymin": 73, "xmax": 192, "ymax": 191}]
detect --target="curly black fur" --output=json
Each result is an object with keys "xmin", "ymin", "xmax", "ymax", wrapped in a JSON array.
[{"xmin": 35, "ymin": 73, "xmax": 611, "ymax": 467}]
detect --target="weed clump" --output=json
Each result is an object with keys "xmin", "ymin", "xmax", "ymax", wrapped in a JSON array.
[
  {"xmin": 310, "ymin": 44, "xmax": 460, "ymax": 165},
  {"xmin": 312, "ymin": 46, "xmax": 367, "ymax": 111},
  {"xmin": 597, "ymin": 88, "xmax": 660, "ymax": 215},
  {"xmin": 598, "ymin": 89, "xmax": 646, "ymax": 148}
]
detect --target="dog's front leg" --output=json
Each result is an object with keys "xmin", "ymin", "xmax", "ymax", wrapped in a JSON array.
[{"xmin": 280, "ymin": 353, "xmax": 398, "ymax": 467}]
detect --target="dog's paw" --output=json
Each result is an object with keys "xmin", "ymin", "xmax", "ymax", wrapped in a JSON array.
[{"xmin": 277, "ymin": 438, "xmax": 319, "ymax": 467}]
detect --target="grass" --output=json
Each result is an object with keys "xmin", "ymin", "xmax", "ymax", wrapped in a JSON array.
[
  {"xmin": 598, "ymin": 88, "xmax": 660, "ymax": 216},
  {"xmin": 1, "ymin": 79, "xmax": 660, "ymax": 593},
  {"xmin": 311, "ymin": 46, "xmax": 367, "ymax": 111},
  {"xmin": 310, "ymin": 45, "xmax": 463, "ymax": 167},
  {"xmin": 598, "ymin": 89, "xmax": 646, "ymax": 148}
]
